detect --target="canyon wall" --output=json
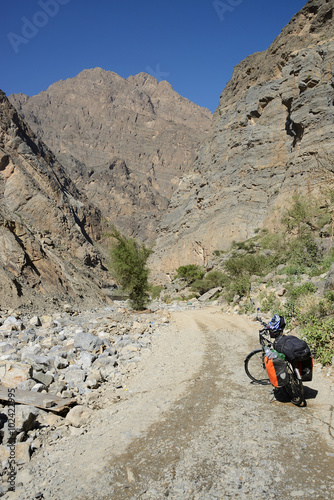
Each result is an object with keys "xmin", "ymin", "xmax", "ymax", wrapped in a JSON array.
[{"xmin": 151, "ymin": 0, "xmax": 334, "ymax": 280}]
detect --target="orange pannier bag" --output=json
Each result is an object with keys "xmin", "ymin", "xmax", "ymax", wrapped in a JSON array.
[{"xmin": 264, "ymin": 356, "xmax": 289, "ymax": 388}]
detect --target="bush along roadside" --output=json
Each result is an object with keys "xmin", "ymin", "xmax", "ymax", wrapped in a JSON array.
[{"xmin": 163, "ymin": 192, "xmax": 334, "ymax": 366}]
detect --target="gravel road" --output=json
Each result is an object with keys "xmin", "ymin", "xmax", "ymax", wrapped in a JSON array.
[{"xmin": 5, "ymin": 306, "xmax": 334, "ymax": 499}]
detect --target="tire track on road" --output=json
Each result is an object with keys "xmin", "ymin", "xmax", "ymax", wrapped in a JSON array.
[{"xmin": 98, "ymin": 318, "xmax": 224, "ymax": 499}]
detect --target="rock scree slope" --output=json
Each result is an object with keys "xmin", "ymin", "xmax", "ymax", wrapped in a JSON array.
[{"xmin": 150, "ymin": 0, "xmax": 334, "ymax": 279}]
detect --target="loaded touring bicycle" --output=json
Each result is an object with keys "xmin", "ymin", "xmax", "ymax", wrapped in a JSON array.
[{"xmin": 244, "ymin": 312, "xmax": 313, "ymax": 406}]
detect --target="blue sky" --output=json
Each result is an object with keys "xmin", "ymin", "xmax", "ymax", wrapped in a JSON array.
[{"xmin": 1, "ymin": 0, "xmax": 307, "ymax": 113}]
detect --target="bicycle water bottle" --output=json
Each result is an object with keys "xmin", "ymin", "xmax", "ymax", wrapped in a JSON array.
[
  {"xmin": 264, "ymin": 347, "xmax": 277, "ymax": 359},
  {"xmin": 264, "ymin": 346, "xmax": 272, "ymax": 358}
]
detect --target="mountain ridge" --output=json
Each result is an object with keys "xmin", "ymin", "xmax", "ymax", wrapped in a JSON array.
[
  {"xmin": 9, "ymin": 69, "xmax": 212, "ymax": 243},
  {"xmin": 150, "ymin": 0, "xmax": 334, "ymax": 280}
]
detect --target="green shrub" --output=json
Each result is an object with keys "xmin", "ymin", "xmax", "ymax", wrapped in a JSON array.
[
  {"xmin": 226, "ymin": 252, "xmax": 278, "ymax": 278},
  {"xmin": 202, "ymin": 270, "xmax": 227, "ymax": 289},
  {"xmin": 239, "ymin": 300, "xmax": 256, "ymax": 315},
  {"xmin": 162, "ymin": 294, "xmax": 172, "ymax": 304},
  {"xmin": 191, "ymin": 270, "xmax": 227, "ymax": 295},
  {"xmin": 288, "ymin": 282, "xmax": 317, "ymax": 300},
  {"xmin": 260, "ymin": 291, "xmax": 281, "ymax": 314},
  {"xmin": 150, "ymin": 285, "xmax": 164, "ymax": 300},
  {"xmin": 281, "ymin": 194, "xmax": 315, "ymax": 234},
  {"xmin": 108, "ymin": 228, "xmax": 152, "ymax": 310},
  {"xmin": 314, "ymin": 248, "xmax": 334, "ymax": 275},
  {"xmin": 287, "ymin": 233, "xmax": 322, "ymax": 270},
  {"xmin": 284, "ymin": 264, "xmax": 306, "ymax": 276},
  {"xmin": 221, "ymin": 247, "xmax": 278, "ymax": 302},
  {"xmin": 301, "ymin": 316, "xmax": 334, "ymax": 365},
  {"xmin": 223, "ymin": 276, "xmax": 251, "ymax": 302},
  {"xmin": 232, "ymin": 240, "xmax": 256, "ymax": 252},
  {"xmin": 191, "ymin": 279, "xmax": 209, "ymax": 295},
  {"xmin": 174, "ymin": 264, "xmax": 205, "ymax": 284}
]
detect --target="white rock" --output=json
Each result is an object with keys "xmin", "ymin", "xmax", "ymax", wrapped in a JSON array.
[
  {"xmin": 29, "ymin": 316, "xmax": 41, "ymax": 327},
  {"xmin": 66, "ymin": 405, "xmax": 93, "ymax": 427}
]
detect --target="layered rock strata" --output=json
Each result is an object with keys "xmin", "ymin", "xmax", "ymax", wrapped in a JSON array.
[{"xmin": 0, "ymin": 90, "xmax": 109, "ymax": 310}]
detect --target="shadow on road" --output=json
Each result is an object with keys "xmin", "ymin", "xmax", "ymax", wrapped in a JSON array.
[
  {"xmin": 303, "ymin": 385, "xmax": 318, "ymax": 400},
  {"xmin": 273, "ymin": 385, "xmax": 318, "ymax": 404}
]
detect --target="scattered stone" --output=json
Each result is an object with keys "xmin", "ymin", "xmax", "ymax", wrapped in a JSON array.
[
  {"xmin": 15, "ymin": 406, "xmax": 39, "ymax": 433},
  {"xmin": 0, "ymin": 361, "xmax": 33, "ymax": 387},
  {"xmin": 54, "ymin": 356, "xmax": 69, "ymax": 370},
  {"xmin": 66, "ymin": 405, "xmax": 94, "ymax": 427},
  {"xmin": 15, "ymin": 442, "xmax": 31, "ymax": 464},
  {"xmin": 64, "ymin": 366, "xmax": 86, "ymax": 386},
  {"xmin": 74, "ymin": 331, "xmax": 103, "ymax": 352},
  {"xmin": 30, "ymin": 316, "xmax": 42, "ymax": 327},
  {"xmin": 32, "ymin": 370, "xmax": 54, "ymax": 387},
  {"xmin": 31, "ymin": 383, "xmax": 47, "ymax": 393}
]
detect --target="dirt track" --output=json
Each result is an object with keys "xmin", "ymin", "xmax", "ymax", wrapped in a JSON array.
[{"xmin": 7, "ymin": 307, "xmax": 334, "ymax": 499}]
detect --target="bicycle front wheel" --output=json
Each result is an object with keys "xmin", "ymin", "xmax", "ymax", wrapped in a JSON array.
[
  {"xmin": 244, "ymin": 349, "xmax": 270, "ymax": 385},
  {"xmin": 284, "ymin": 364, "xmax": 305, "ymax": 406}
]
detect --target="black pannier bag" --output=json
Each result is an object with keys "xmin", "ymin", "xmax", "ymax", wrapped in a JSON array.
[
  {"xmin": 273, "ymin": 335, "xmax": 311, "ymax": 362},
  {"xmin": 294, "ymin": 357, "xmax": 313, "ymax": 382}
]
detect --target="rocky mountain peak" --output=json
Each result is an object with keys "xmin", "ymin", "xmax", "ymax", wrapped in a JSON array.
[{"xmin": 9, "ymin": 69, "xmax": 212, "ymax": 242}]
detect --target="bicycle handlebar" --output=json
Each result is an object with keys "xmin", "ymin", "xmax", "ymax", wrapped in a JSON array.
[{"xmin": 255, "ymin": 317, "xmax": 269, "ymax": 329}]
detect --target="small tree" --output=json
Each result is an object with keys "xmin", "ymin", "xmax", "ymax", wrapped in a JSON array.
[
  {"xmin": 108, "ymin": 228, "xmax": 153, "ymax": 310},
  {"xmin": 174, "ymin": 264, "xmax": 205, "ymax": 284}
]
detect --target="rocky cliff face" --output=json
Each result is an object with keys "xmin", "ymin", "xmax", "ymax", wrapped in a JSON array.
[
  {"xmin": 0, "ymin": 90, "xmax": 110, "ymax": 311},
  {"xmin": 9, "ymin": 70, "xmax": 212, "ymax": 243},
  {"xmin": 150, "ymin": 0, "xmax": 334, "ymax": 279}
]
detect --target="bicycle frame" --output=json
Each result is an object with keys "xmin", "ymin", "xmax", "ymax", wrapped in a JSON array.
[
  {"xmin": 244, "ymin": 316, "xmax": 305, "ymax": 405},
  {"xmin": 259, "ymin": 323, "xmax": 302, "ymax": 380}
]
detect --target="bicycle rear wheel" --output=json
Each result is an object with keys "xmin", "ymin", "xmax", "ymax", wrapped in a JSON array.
[
  {"xmin": 284, "ymin": 364, "xmax": 305, "ymax": 406},
  {"xmin": 244, "ymin": 349, "xmax": 270, "ymax": 385}
]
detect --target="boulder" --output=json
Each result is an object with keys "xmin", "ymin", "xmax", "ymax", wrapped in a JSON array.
[
  {"xmin": 77, "ymin": 351, "xmax": 96, "ymax": 369},
  {"xmin": 64, "ymin": 366, "xmax": 86, "ymax": 386},
  {"xmin": 74, "ymin": 331, "xmax": 103, "ymax": 352},
  {"xmin": 54, "ymin": 356, "xmax": 69, "ymax": 370},
  {"xmin": 198, "ymin": 287, "xmax": 222, "ymax": 302},
  {"xmin": 15, "ymin": 405, "xmax": 39, "ymax": 433},
  {"xmin": 32, "ymin": 370, "xmax": 54, "ymax": 387},
  {"xmin": 323, "ymin": 263, "xmax": 334, "ymax": 294},
  {"xmin": 65, "ymin": 405, "xmax": 93, "ymax": 427},
  {"xmin": 15, "ymin": 442, "xmax": 31, "ymax": 464},
  {"xmin": 0, "ymin": 362, "xmax": 33, "ymax": 387}
]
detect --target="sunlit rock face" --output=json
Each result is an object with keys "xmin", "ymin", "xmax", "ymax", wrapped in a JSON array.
[
  {"xmin": 9, "ymin": 69, "xmax": 212, "ymax": 244},
  {"xmin": 151, "ymin": 0, "xmax": 334, "ymax": 279},
  {"xmin": 0, "ymin": 90, "xmax": 109, "ymax": 310}
]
